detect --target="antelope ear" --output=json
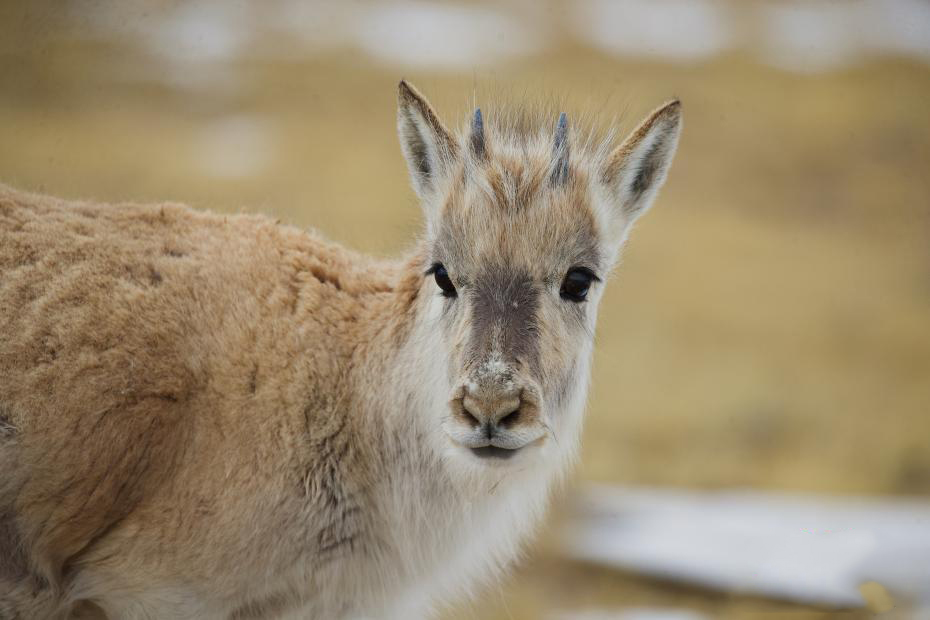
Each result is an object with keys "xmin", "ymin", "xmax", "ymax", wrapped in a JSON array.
[
  {"xmin": 397, "ymin": 80, "xmax": 458, "ymax": 201},
  {"xmin": 602, "ymin": 100, "xmax": 682, "ymax": 227}
]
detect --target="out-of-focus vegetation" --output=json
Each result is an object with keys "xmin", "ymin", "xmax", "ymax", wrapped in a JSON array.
[{"xmin": 1, "ymin": 1, "xmax": 928, "ymax": 618}]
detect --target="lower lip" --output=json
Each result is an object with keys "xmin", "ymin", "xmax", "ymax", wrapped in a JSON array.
[{"xmin": 470, "ymin": 446, "xmax": 520, "ymax": 460}]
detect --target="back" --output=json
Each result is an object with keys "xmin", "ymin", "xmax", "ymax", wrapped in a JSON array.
[
  {"xmin": 0, "ymin": 185, "xmax": 384, "ymax": 615},
  {"xmin": 0, "ymin": 186, "xmax": 252, "ymax": 591}
]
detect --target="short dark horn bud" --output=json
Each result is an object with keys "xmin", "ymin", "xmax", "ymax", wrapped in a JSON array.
[
  {"xmin": 550, "ymin": 112, "xmax": 570, "ymax": 185},
  {"xmin": 470, "ymin": 108, "xmax": 486, "ymax": 159}
]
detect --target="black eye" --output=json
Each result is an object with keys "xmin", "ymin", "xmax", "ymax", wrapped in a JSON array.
[
  {"xmin": 560, "ymin": 267, "xmax": 598, "ymax": 302},
  {"xmin": 429, "ymin": 263, "xmax": 457, "ymax": 298}
]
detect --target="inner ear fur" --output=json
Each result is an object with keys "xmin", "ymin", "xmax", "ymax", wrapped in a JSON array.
[{"xmin": 397, "ymin": 80, "xmax": 458, "ymax": 199}]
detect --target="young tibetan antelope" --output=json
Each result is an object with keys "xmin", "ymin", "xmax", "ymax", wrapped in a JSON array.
[{"xmin": 0, "ymin": 81, "xmax": 681, "ymax": 619}]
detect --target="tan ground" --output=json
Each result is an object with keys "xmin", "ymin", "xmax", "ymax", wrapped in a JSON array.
[{"xmin": 1, "ymin": 3, "xmax": 928, "ymax": 618}]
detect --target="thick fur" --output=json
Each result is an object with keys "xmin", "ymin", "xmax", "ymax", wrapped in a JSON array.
[{"xmin": 0, "ymin": 83, "xmax": 680, "ymax": 619}]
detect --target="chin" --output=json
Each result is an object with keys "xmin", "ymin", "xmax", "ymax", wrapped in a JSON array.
[{"xmin": 446, "ymin": 438, "xmax": 548, "ymax": 473}]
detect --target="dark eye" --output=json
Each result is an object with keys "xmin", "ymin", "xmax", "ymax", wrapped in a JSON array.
[
  {"xmin": 429, "ymin": 263, "xmax": 457, "ymax": 298},
  {"xmin": 560, "ymin": 267, "xmax": 598, "ymax": 302}
]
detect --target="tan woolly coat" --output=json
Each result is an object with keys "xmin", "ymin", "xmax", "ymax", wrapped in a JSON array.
[{"xmin": 0, "ymin": 184, "xmax": 427, "ymax": 618}]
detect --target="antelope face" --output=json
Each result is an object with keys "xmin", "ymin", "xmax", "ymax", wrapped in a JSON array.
[
  {"xmin": 426, "ymin": 200, "xmax": 601, "ymax": 463},
  {"xmin": 397, "ymin": 81, "xmax": 681, "ymax": 466}
]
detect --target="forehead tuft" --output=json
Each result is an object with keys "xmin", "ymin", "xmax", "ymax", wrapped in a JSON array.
[
  {"xmin": 435, "ymin": 175, "xmax": 602, "ymax": 279},
  {"xmin": 429, "ymin": 104, "xmax": 611, "ymax": 276},
  {"xmin": 454, "ymin": 106, "xmax": 609, "ymax": 210}
]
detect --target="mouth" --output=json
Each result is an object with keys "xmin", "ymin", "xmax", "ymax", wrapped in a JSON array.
[{"xmin": 469, "ymin": 445, "xmax": 521, "ymax": 460}]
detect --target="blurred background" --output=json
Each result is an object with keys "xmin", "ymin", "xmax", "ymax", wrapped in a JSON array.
[{"xmin": 1, "ymin": 0, "xmax": 929, "ymax": 618}]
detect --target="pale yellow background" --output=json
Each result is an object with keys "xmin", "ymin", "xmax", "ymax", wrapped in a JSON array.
[{"xmin": 1, "ymin": 2, "xmax": 928, "ymax": 617}]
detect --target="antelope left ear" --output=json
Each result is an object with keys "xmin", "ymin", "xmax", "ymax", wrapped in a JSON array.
[
  {"xmin": 397, "ymin": 80, "xmax": 458, "ymax": 202},
  {"xmin": 602, "ymin": 100, "xmax": 682, "ymax": 227}
]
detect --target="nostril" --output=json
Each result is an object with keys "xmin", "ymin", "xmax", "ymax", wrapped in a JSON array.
[
  {"xmin": 498, "ymin": 408, "xmax": 521, "ymax": 428},
  {"xmin": 460, "ymin": 404, "xmax": 481, "ymax": 427}
]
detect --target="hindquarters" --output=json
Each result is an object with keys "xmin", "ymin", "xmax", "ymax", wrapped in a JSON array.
[
  {"xmin": 0, "ymin": 416, "xmax": 64, "ymax": 619},
  {"xmin": 0, "ymin": 390, "xmax": 193, "ymax": 619}
]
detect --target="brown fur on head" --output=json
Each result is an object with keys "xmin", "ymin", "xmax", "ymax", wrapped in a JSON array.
[{"xmin": 397, "ymin": 80, "xmax": 682, "ymax": 468}]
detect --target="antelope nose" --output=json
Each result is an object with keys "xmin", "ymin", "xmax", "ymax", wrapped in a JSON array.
[{"xmin": 461, "ymin": 388, "xmax": 523, "ymax": 434}]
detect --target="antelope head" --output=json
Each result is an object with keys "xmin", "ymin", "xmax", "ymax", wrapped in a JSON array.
[{"xmin": 397, "ymin": 81, "xmax": 681, "ymax": 469}]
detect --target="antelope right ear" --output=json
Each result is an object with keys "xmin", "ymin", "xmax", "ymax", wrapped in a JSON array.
[
  {"xmin": 397, "ymin": 80, "xmax": 458, "ymax": 201},
  {"xmin": 602, "ymin": 100, "xmax": 682, "ymax": 232}
]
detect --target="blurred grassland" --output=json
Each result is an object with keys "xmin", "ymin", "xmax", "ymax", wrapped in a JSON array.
[{"xmin": 1, "ymin": 4, "xmax": 929, "ymax": 618}]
